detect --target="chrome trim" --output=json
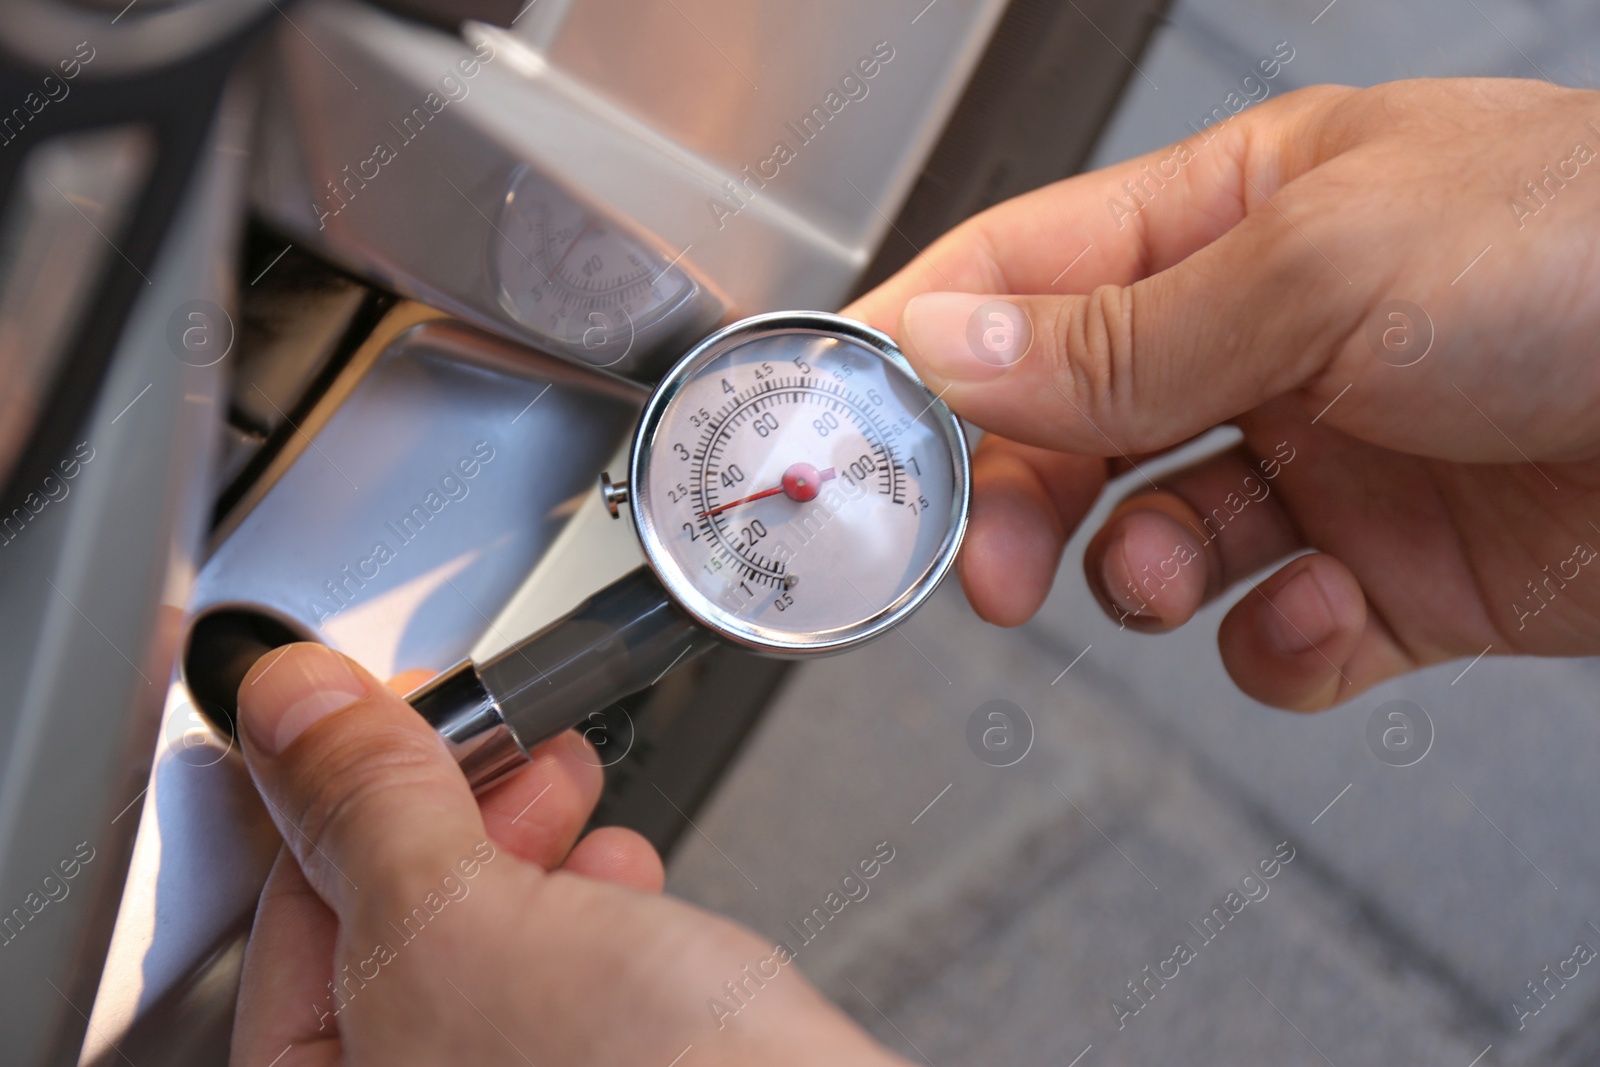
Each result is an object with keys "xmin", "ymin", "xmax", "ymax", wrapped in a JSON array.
[
  {"xmin": 407, "ymin": 659, "xmax": 529, "ymax": 789},
  {"xmin": 627, "ymin": 311, "xmax": 971, "ymax": 656},
  {"xmin": 0, "ymin": 0, "xmax": 273, "ymax": 78}
]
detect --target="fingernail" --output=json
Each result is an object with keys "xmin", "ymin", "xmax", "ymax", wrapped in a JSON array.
[
  {"xmin": 1263, "ymin": 570, "xmax": 1337, "ymax": 655},
  {"xmin": 902, "ymin": 293, "xmax": 1033, "ymax": 382},
  {"xmin": 238, "ymin": 643, "xmax": 368, "ymax": 755},
  {"xmin": 1099, "ymin": 533, "xmax": 1153, "ymax": 619}
]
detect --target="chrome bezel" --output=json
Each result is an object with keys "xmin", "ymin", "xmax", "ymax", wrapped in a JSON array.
[{"xmin": 629, "ymin": 311, "xmax": 971, "ymax": 655}]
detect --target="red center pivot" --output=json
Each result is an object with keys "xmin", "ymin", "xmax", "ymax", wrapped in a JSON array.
[{"xmin": 781, "ymin": 462, "xmax": 825, "ymax": 503}]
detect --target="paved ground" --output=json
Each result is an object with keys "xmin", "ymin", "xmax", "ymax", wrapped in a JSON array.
[{"xmin": 668, "ymin": 3, "xmax": 1600, "ymax": 1065}]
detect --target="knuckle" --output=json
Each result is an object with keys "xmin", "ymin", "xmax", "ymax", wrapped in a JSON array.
[
  {"xmin": 285, "ymin": 725, "xmax": 452, "ymax": 880},
  {"xmin": 1047, "ymin": 284, "xmax": 1142, "ymax": 445}
]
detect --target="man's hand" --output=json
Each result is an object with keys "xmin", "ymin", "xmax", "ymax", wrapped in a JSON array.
[
  {"xmin": 231, "ymin": 643, "xmax": 905, "ymax": 1066},
  {"xmin": 846, "ymin": 77, "xmax": 1600, "ymax": 710}
]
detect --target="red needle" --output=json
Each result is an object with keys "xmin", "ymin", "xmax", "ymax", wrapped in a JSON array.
[
  {"xmin": 550, "ymin": 220, "xmax": 592, "ymax": 276},
  {"xmin": 699, "ymin": 462, "xmax": 835, "ymax": 518}
]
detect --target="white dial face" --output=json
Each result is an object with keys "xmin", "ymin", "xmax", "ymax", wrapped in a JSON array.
[
  {"xmin": 638, "ymin": 327, "xmax": 961, "ymax": 647},
  {"xmin": 494, "ymin": 168, "xmax": 696, "ymax": 366}
]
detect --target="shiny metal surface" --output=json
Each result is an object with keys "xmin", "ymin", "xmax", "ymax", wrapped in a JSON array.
[
  {"xmin": 0, "ymin": 126, "xmax": 153, "ymax": 488},
  {"xmin": 472, "ymin": 564, "xmax": 701, "ymax": 772},
  {"xmin": 408, "ymin": 659, "xmax": 528, "ymax": 788},
  {"xmin": 521, "ymin": 0, "xmax": 1000, "ymax": 246},
  {"xmin": 70, "ymin": 1, "xmax": 1017, "ymax": 1060},
  {"xmin": 408, "ymin": 563, "xmax": 713, "ymax": 794},
  {"xmin": 196, "ymin": 304, "xmax": 644, "ymax": 673},
  {"xmin": 469, "ymin": 432, "xmax": 647, "ymax": 657},
  {"xmin": 0, "ymin": 71, "xmax": 251, "ymax": 1067},
  {"xmin": 80, "ymin": 302, "xmax": 645, "ymax": 1062},
  {"xmin": 0, "ymin": 0, "xmax": 273, "ymax": 78},
  {"xmin": 80, "ymin": 684, "xmax": 276, "ymax": 1067},
  {"xmin": 250, "ymin": 0, "xmax": 723, "ymax": 381},
  {"xmin": 250, "ymin": 0, "xmax": 1008, "ymax": 378}
]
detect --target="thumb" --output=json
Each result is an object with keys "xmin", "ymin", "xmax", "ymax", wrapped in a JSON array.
[
  {"xmin": 236, "ymin": 643, "xmax": 491, "ymax": 924},
  {"xmin": 893, "ymin": 197, "xmax": 1366, "ymax": 457}
]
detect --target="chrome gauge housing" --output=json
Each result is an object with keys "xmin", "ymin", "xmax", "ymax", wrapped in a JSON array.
[{"xmin": 629, "ymin": 311, "xmax": 970, "ymax": 654}]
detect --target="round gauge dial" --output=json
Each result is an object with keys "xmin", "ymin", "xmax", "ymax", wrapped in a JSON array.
[
  {"xmin": 494, "ymin": 167, "xmax": 699, "ymax": 366},
  {"xmin": 630, "ymin": 312, "xmax": 970, "ymax": 653}
]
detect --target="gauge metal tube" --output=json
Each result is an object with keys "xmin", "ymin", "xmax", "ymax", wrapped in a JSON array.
[{"xmin": 408, "ymin": 565, "xmax": 705, "ymax": 791}]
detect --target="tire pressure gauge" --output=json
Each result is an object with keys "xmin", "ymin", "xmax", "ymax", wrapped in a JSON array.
[
  {"xmin": 625, "ymin": 311, "xmax": 969, "ymax": 652},
  {"xmin": 409, "ymin": 312, "xmax": 970, "ymax": 789}
]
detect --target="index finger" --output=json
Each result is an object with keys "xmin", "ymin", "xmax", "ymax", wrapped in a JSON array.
[{"xmin": 842, "ymin": 84, "xmax": 1350, "ymax": 330}]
